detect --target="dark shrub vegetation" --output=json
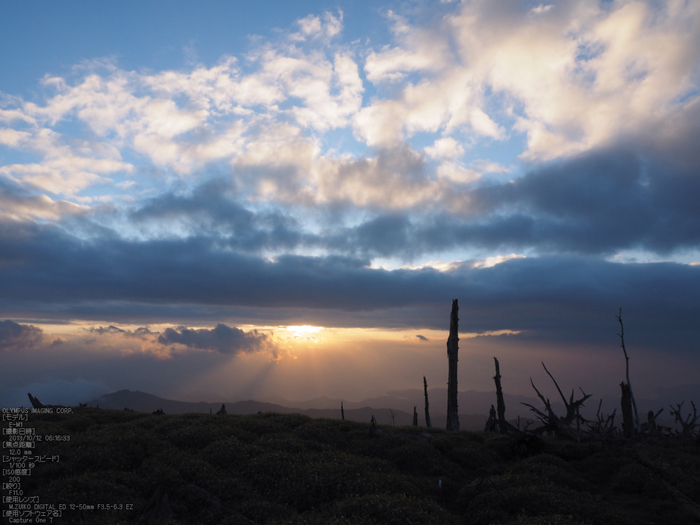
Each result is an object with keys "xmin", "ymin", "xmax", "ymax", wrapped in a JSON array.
[{"xmin": 12, "ymin": 409, "xmax": 700, "ymax": 524}]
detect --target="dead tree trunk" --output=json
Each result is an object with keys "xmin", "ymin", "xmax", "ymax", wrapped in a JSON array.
[
  {"xmin": 341, "ymin": 401, "xmax": 345, "ymax": 421},
  {"xmin": 669, "ymin": 400, "xmax": 699, "ymax": 435},
  {"xmin": 645, "ymin": 409, "xmax": 663, "ymax": 435},
  {"xmin": 27, "ymin": 393, "xmax": 45, "ymax": 409},
  {"xmin": 413, "ymin": 406, "xmax": 418, "ymax": 426},
  {"xmin": 485, "ymin": 405, "xmax": 498, "ymax": 432},
  {"xmin": 620, "ymin": 381, "xmax": 636, "ymax": 438},
  {"xmin": 446, "ymin": 299, "xmax": 460, "ymax": 431},
  {"xmin": 423, "ymin": 376, "xmax": 432, "ymax": 428},
  {"xmin": 522, "ymin": 362, "xmax": 591, "ymax": 437},
  {"xmin": 493, "ymin": 357, "xmax": 508, "ymax": 434},
  {"xmin": 616, "ymin": 308, "xmax": 640, "ymax": 433}
]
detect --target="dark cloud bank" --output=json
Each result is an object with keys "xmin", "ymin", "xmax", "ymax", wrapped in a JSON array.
[
  {"xmin": 0, "ymin": 320, "xmax": 43, "ymax": 352},
  {"xmin": 158, "ymin": 324, "xmax": 270, "ymax": 354},
  {"xmin": 1, "ymin": 141, "xmax": 699, "ymax": 356},
  {"xmin": 115, "ymin": 142, "xmax": 700, "ymax": 259}
]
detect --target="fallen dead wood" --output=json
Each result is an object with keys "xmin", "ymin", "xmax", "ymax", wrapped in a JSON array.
[{"xmin": 521, "ymin": 362, "xmax": 591, "ymax": 438}]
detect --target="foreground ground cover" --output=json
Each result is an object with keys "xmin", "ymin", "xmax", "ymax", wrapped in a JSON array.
[{"xmin": 13, "ymin": 409, "xmax": 700, "ymax": 524}]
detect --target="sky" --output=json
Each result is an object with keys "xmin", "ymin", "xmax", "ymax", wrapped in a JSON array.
[{"xmin": 1, "ymin": 0, "xmax": 699, "ymax": 411}]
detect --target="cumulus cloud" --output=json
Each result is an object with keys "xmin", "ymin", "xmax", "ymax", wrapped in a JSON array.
[
  {"xmin": 0, "ymin": 321, "xmax": 44, "ymax": 352},
  {"xmin": 424, "ymin": 137, "xmax": 464, "ymax": 159},
  {"xmin": 0, "ymin": 21, "xmax": 362, "ymax": 194},
  {"xmin": 352, "ymin": 0, "xmax": 700, "ymax": 158},
  {"xmin": 1, "ymin": 0, "xmax": 695, "ymax": 214},
  {"xmin": 364, "ymin": 10, "xmax": 449, "ymax": 82},
  {"xmin": 157, "ymin": 323, "xmax": 271, "ymax": 355},
  {"xmin": 292, "ymin": 10, "xmax": 344, "ymax": 41}
]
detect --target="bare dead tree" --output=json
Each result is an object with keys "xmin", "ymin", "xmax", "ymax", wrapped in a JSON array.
[
  {"xmin": 669, "ymin": 400, "xmax": 699, "ymax": 435},
  {"xmin": 642, "ymin": 408, "xmax": 664, "ymax": 435},
  {"xmin": 616, "ymin": 308, "xmax": 640, "ymax": 433},
  {"xmin": 341, "ymin": 401, "xmax": 345, "ymax": 421},
  {"xmin": 493, "ymin": 357, "xmax": 508, "ymax": 434},
  {"xmin": 26, "ymin": 393, "xmax": 67, "ymax": 409},
  {"xmin": 446, "ymin": 299, "xmax": 460, "ymax": 431},
  {"xmin": 423, "ymin": 376, "xmax": 432, "ymax": 428},
  {"xmin": 27, "ymin": 393, "xmax": 45, "ymax": 409},
  {"xmin": 521, "ymin": 362, "xmax": 591, "ymax": 437},
  {"xmin": 620, "ymin": 382, "xmax": 636, "ymax": 438},
  {"xmin": 413, "ymin": 406, "xmax": 418, "ymax": 426},
  {"xmin": 587, "ymin": 399, "xmax": 617, "ymax": 438},
  {"xmin": 389, "ymin": 408, "xmax": 396, "ymax": 426},
  {"xmin": 485, "ymin": 405, "xmax": 498, "ymax": 432}
]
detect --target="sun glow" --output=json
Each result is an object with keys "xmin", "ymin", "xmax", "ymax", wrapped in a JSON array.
[{"xmin": 285, "ymin": 325, "xmax": 324, "ymax": 340}]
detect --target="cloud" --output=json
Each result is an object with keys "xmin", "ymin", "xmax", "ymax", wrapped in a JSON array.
[
  {"xmin": 292, "ymin": 11, "xmax": 344, "ymax": 41},
  {"xmin": 424, "ymin": 137, "xmax": 464, "ymax": 159},
  {"xmin": 0, "ymin": 0, "xmax": 698, "ymax": 387},
  {"xmin": 0, "ymin": 127, "xmax": 132, "ymax": 196},
  {"xmin": 353, "ymin": 0, "xmax": 700, "ymax": 158},
  {"xmin": 0, "ymin": 28, "xmax": 362, "ymax": 189},
  {"xmin": 416, "ymin": 334, "xmax": 429, "ymax": 342},
  {"xmin": 364, "ymin": 10, "xmax": 449, "ymax": 83},
  {"xmin": 2, "ymin": 127, "xmax": 697, "ymax": 286},
  {"xmin": 0, "ymin": 176, "xmax": 89, "ymax": 222},
  {"xmin": 0, "ymin": 320, "xmax": 44, "ymax": 352},
  {"xmin": 531, "ymin": 4, "xmax": 554, "ymax": 15},
  {"xmin": 0, "ymin": 0, "xmax": 695, "ymax": 216},
  {"xmin": 1, "ymin": 213, "xmax": 698, "ymax": 351},
  {"xmin": 87, "ymin": 325, "xmax": 126, "ymax": 335},
  {"xmin": 157, "ymin": 323, "xmax": 271, "ymax": 355}
]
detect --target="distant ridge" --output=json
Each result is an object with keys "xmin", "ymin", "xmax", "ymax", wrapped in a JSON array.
[
  {"xmin": 87, "ymin": 390, "xmax": 298, "ymax": 416},
  {"xmin": 84, "ymin": 385, "xmax": 696, "ymax": 431},
  {"xmin": 87, "ymin": 389, "xmax": 491, "ymax": 430}
]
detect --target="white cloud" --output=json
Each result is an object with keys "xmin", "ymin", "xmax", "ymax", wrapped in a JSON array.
[
  {"xmin": 451, "ymin": 0, "xmax": 700, "ymax": 159},
  {"xmin": 1, "ymin": 0, "xmax": 698, "ymax": 211},
  {"xmin": 353, "ymin": 100, "xmax": 405, "ymax": 147},
  {"xmin": 424, "ymin": 137, "xmax": 464, "ymax": 159},
  {"xmin": 0, "ymin": 191, "xmax": 89, "ymax": 222},
  {"xmin": 435, "ymin": 161, "xmax": 481, "ymax": 184},
  {"xmin": 364, "ymin": 11, "xmax": 448, "ymax": 83},
  {"xmin": 292, "ymin": 11, "xmax": 343, "ymax": 41},
  {"xmin": 0, "ymin": 108, "xmax": 36, "ymax": 126},
  {"xmin": 0, "ymin": 128, "xmax": 132, "ymax": 196},
  {"xmin": 356, "ymin": 0, "xmax": 700, "ymax": 159},
  {"xmin": 470, "ymin": 159, "xmax": 510, "ymax": 174},
  {"xmin": 0, "ymin": 129, "xmax": 30, "ymax": 148},
  {"xmin": 531, "ymin": 4, "xmax": 554, "ymax": 15},
  {"xmin": 398, "ymin": 260, "xmax": 464, "ymax": 272},
  {"xmin": 472, "ymin": 254, "xmax": 526, "ymax": 269}
]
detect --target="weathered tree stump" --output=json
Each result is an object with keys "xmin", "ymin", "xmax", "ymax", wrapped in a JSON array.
[
  {"xmin": 446, "ymin": 299, "xmax": 460, "ymax": 431},
  {"xmin": 423, "ymin": 376, "xmax": 432, "ymax": 428}
]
